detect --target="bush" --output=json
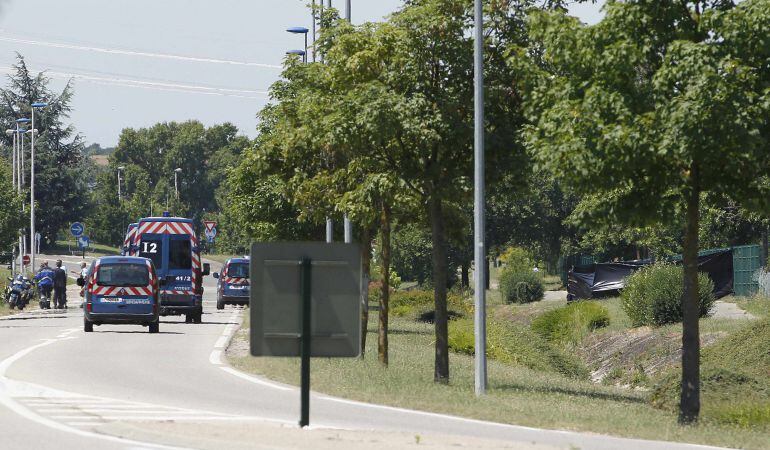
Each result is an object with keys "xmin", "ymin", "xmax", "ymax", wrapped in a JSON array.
[
  {"xmin": 498, "ymin": 246, "xmax": 535, "ymax": 273},
  {"xmin": 531, "ymin": 301, "xmax": 610, "ymax": 346},
  {"xmin": 499, "ymin": 269, "xmax": 544, "ymax": 304},
  {"xmin": 621, "ymin": 263, "xmax": 714, "ymax": 326},
  {"xmin": 448, "ymin": 317, "xmax": 587, "ymax": 379}
]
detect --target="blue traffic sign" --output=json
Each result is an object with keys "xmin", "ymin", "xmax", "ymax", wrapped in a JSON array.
[
  {"xmin": 70, "ymin": 222, "xmax": 84, "ymax": 237},
  {"xmin": 77, "ymin": 236, "xmax": 90, "ymax": 248}
]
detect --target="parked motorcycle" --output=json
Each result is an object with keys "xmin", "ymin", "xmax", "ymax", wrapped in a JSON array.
[{"xmin": 6, "ymin": 276, "xmax": 32, "ymax": 310}]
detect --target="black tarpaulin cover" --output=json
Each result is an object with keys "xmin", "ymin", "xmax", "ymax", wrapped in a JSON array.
[{"xmin": 567, "ymin": 249, "xmax": 733, "ymax": 300}]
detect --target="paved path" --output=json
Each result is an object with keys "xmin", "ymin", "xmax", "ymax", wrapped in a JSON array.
[
  {"xmin": 711, "ymin": 300, "xmax": 756, "ymax": 320},
  {"xmin": 0, "ymin": 254, "xmax": 730, "ymax": 450}
]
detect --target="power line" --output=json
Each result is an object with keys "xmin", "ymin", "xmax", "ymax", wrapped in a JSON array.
[
  {"xmin": 0, "ymin": 67, "xmax": 269, "ymax": 99},
  {"xmin": 0, "ymin": 35, "xmax": 282, "ymax": 69}
]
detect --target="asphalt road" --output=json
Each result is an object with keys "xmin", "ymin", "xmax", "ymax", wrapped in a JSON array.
[{"xmin": 0, "ymin": 253, "xmax": 729, "ymax": 450}]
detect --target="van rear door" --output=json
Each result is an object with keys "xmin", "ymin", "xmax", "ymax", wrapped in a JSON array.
[
  {"xmin": 166, "ymin": 234, "xmax": 193, "ymax": 294},
  {"xmin": 90, "ymin": 263, "xmax": 154, "ymax": 315}
]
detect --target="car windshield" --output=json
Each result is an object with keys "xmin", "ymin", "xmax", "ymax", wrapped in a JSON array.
[
  {"xmin": 226, "ymin": 263, "xmax": 249, "ymax": 278},
  {"xmin": 97, "ymin": 263, "xmax": 149, "ymax": 287}
]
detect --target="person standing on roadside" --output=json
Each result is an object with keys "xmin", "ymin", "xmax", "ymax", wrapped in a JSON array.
[{"xmin": 53, "ymin": 260, "xmax": 68, "ymax": 309}]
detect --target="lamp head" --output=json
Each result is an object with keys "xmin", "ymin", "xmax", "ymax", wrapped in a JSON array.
[
  {"xmin": 16, "ymin": 118, "xmax": 30, "ymax": 124},
  {"xmin": 286, "ymin": 49, "xmax": 306, "ymax": 57},
  {"xmin": 31, "ymin": 102, "xmax": 48, "ymax": 108},
  {"xmin": 286, "ymin": 27, "xmax": 309, "ymax": 34}
]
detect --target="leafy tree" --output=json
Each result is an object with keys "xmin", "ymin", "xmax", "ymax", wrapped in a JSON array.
[
  {"xmin": 0, "ymin": 56, "xmax": 87, "ymax": 247},
  {"xmin": 0, "ymin": 161, "xmax": 25, "ymax": 251},
  {"xmin": 87, "ymin": 121, "xmax": 249, "ymax": 246},
  {"xmin": 525, "ymin": 0, "xmax": 770, "ymax": 422}
]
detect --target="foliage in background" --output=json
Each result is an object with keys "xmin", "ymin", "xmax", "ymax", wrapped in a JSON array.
[
  {"xmin": 621, "ymin": 264, "xmax": 715, "ymax": 327},
  {"xmin": 531, "ymin": 301, "xmax": 609, "ymax": 346},
  {"xmin": 499, "ymin": 268, "xmax": 544, "ymax": 304},
  {"xmin": 87, "ymin": 121, "xmax": 249, "ymax": 246},
  {"xmin": 0, "ymin": 56, "xmax": 88, "ymax": 247},
  {"xmin": 498, "ymin": 246, "xmax": 536, "ymax": 272}
]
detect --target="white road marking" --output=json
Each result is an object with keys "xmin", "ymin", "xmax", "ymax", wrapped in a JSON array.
[
  {"xmin": 219, "ymin": 366, "xmax": 293, "ymax": 392},
  {"xmin": 0, "ymin": 335, "xmax": 190, "ymax": 449},
  {"xmin": 208, "ymin": 349, "xmax": 222, "ymax": 365}
]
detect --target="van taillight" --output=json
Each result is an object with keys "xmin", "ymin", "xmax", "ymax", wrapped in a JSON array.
[{"xmin": 86, "ymin": 302, "xmax": 92, "ymax": 312}]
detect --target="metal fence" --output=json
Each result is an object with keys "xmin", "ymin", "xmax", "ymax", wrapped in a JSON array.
[{"xmin": 733, "ymin": 244, "xmax": 761, "ymax": 297}]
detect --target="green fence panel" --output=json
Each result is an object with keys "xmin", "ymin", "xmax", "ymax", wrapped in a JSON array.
[{"xmin": 733, "ymin": 244, "xmax": 761, "ymax": 297}]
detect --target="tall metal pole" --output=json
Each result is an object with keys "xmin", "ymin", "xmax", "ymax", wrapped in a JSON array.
[
  {"xmin": 10, "ymin": 132, "xmax": 15, "ymax": 189},
  {"xmin": 473, "ymin": 0, "xmax": 487, "ymax": 396},
  {"xmin": 20, "ymin": 132, "xmax": 25, "ymax": 187},
  {"xmin": 312, "ymin": 0, "xmax": 317, "ymax": 63},
  {"xmin": 174, "ymin": 171, "xmax": 179, "ymax": 200},
  {"xmin": 346, "ymin": 0, "xmax": 351, "ymax": 21},
  {"xmin": 326, "ymin": 218, "xmax": 333, "ymax": 243},
  {"xmin": 117, "ymin": 169, "xmax": 122, "ymax": 201},
  {"xmin": 30, "ymin": 113, "xmax": 36, "ymax": 274}
]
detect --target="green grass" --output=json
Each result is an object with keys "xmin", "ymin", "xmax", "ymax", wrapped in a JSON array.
[
  {"xmin": 228, "ymin": 311, "xmax": 770, "ymax": 449},
  {"xmin": 651, "ymin": 317, "xmax": 770, "ymax": 428},
  {"xmin": 531, "ymin": 301, "xmax": 609, "ymax": 346},
  {"xmin": 0, "ymin": 267, "xmax": 12, "ymax": 317},
  {"xmin": 52, "ymin": 240, "xmax": 120, "ymax": 256}
]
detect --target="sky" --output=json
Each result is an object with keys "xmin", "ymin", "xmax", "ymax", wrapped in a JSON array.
[{"xmin": 0, "ymin": 1, "xmax": 604, "ymax": 147}]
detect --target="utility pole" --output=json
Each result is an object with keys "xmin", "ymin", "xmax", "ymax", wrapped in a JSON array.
[
  {"xmin": 473, "ymin": 0, "xmax": 487, "ymax": 396},
  {"xmin": 346, "ymin": 0, "xmax": 351, "ymax": 21}
]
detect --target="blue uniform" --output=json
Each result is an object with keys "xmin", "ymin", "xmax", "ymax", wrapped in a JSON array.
[{"xmin": 35, "ymin": 269, "xmax": 55, "ymax": 288}]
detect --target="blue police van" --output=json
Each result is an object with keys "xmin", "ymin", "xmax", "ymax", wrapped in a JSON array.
[
  {"xmin": 79, "ymin": 256, "xmax": 160, "ymax": 333},
  {"xmin": 213, "ymin": 257, "xmax": 250, "ymax": 310},
  {"xmin": 129, "ymin": 214, "xmax": 210, "ymax": 323}
]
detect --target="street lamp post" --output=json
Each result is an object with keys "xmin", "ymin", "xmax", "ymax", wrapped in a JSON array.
[
  {"xmin": 288, "ymin": 27, "xmax": 335, "ymax": 243},
  {"xmin": 16, "ymin": 118, "xmax": 30, "ymax": 271},
  {"xmin": 117, "ymin": 166, "xmax": 125, "ymax": 201},
  {"xmin": 174, "ymin": 167, "xmax": 182, "ymax": 200},
  {"xmin": 473, "ymin": 0, "xmax": 487, "ymax": 396},
  {"xmin": 30, "ymin": 102, "xmax": 47, "ymax": 273}
]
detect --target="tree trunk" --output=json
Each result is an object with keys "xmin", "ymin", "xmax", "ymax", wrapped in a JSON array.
[
  {"xmin": 429, "ymin": 195, "xmax": 449, "ymax": 383},
  {"xmin": 679, "ymin": 171, "xmax": 701, "ymax": 424},
  {"xmin": 461, "ymin": 261, "xmax": 470, "ymax": 288},
  {"xmin": 359, "ymin": 225, "xmax": 372, "ymax": 359},
  {"xmin": 378, "ymin": 204, "xmax": 391, "ymax": 366}
]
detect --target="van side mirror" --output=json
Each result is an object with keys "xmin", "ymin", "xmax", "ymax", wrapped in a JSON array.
[
  {"xmin": 202, "ymin": 263, "xmax": 210, "ymax": 276},
  {"xmin": 76, "ymin": 278, "xmax": 85, "ymax": 287},
  {"xmin": 212, "ymin": 272, "xmax": 219, "ymax": 279}
]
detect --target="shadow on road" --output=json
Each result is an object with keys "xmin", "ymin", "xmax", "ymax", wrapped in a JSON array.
[{"xmin": 90, "ymin": 330, "xmax": 185, "ymax": 335}]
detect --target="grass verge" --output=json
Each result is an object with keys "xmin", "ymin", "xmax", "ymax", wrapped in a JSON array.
[
  {"xmin": 52, "ymin": 240, "xmax": 120, "ymax": 256},
  {"xmin": 226, "ymin": 310, "xmax": 769, "ymax": 448}
]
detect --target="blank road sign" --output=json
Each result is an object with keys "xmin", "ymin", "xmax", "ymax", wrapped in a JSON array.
[{"xmin": 250, "ymin": 242, "xmax": 361, "ymax": 358}]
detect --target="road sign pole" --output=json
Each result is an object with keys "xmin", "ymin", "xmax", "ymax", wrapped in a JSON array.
[{"xmin": 299, "ymin": 257, "xmax": 312, "ymax": 428}]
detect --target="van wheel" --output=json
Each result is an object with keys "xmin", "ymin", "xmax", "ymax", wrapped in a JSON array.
[
  {"xmin": 216, "ymin": 301, "xmax": 224, "ymax": 310},
  {"xmin": 84, "ymin": 319, "xmax": 93, "ymax": 333},
  {"xmin": 185, "ymin": 314, "xmax": 192, "ymax": 323},
  {"xmin": 193, "ymin": 312, "xmax": 202, "ymax": 324},
  {"xmin": 149, "ymin": 322, "xmax": 159, "ymax": 333}
]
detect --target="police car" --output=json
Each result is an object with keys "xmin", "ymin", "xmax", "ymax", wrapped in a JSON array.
[
  {"xmin": 79, "ymin": 256, "xmax": 160, "ymax": 333},
  {"xmin": 213, "ymin": 257, "xmax": 249, "ymax": 310}
]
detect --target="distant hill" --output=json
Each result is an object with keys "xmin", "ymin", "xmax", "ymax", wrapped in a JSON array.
[{"xmin": 83, "ymin": 143, "xmax": 115, "ymax": 156}]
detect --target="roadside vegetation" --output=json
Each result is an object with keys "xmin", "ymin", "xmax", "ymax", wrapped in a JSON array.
[{"xmin": 228, "ymin": 285, "xmax": 770, "ymax": 448}]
